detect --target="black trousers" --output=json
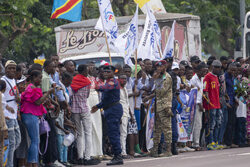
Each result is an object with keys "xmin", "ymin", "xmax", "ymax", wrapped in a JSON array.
[
  {"xmin": 224, "ymin": 106, "xmax": 237, "ymax": 146},
  {"xmin": 139, "ymin": 105, "xmax": 147, "ymax": 152}
]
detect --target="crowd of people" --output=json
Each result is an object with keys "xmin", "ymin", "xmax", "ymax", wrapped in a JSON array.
[{"xmin": 0, "ymin": 54, "xmax": 249, "ymax": 167}]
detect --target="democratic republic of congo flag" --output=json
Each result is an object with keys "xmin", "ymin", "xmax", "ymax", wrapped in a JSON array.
[{"xmin": 51, "ymin": 0, "xmax": 83, "ymax": 22}]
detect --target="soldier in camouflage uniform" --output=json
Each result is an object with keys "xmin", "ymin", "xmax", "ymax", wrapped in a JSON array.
[{"xmin": 150, "ymin": 60, "xmax": 173, "ymax": 157}]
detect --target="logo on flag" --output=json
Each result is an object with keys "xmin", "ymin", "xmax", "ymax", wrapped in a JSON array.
[
  {"xmin": 96, "ymin": 0, "xmax": 118, "ymax": 51},
  {"xmin": 51, "ymin": 0, "xmax": 83, "ymax": 22}
]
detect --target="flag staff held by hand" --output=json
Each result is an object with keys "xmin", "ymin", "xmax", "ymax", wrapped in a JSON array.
[
  {"xmin": 134, "ymin": 49, "xmax": 138, "ymax": 106},
  {"xmin": 104, "ymin": 31, "xmax": 112, "ymax": 65}
]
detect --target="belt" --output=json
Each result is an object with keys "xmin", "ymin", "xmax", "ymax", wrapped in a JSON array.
[
  {"xmin": 6, "ymin": 99, "xmax": 15, "ymax": 103},
  {"xmin": 103, "ymin": 101, "xmax": 120, "ymax": 110}
]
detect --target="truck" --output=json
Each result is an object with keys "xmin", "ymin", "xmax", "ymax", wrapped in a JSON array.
[{"xmin": 55, "ymin": 13, "xmax": 201, "ymax": 66}]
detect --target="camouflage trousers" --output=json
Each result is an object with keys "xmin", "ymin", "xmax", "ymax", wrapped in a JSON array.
[{"xmin": 152, "ymin": 109, "xmax": 172, "ymax": 152}]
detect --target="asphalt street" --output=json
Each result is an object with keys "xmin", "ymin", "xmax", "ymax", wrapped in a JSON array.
[{"xmin": 77, "ymin": 147, "xmax": 250, "ymax": 167}]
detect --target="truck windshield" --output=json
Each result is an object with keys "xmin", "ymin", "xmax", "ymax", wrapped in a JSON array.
[{"xmin": 74, "ymin": 57, "xmax": 125, "ymax": 67}]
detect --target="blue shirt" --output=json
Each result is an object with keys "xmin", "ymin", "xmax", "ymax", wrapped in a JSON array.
[
  {"xmin": 50, "ymin": 71, "xmax": 66, "ymax": 102},
  {"xmin": 225, "ymin": 72, "xmax": 235, "ymax": 106}
]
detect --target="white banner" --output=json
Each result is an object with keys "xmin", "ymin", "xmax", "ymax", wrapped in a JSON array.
[
  {"xmin": 177, "ymin": 114, "xmax": 188, "ymax": 143},
  {"xmin": 146, "ymin": 98, "xmax": 155, "ymax": 150},
  {"xmin": 141, "ymin": 0, "xmax": 167, "ymax": 14},
  {"xmin": 115, "ymin": 6, "xmax": 138, "ymax": 66},
  {"xmin": 163, "ymin": 20, "xmax": 176, "ymax": 59},
  {"xmin": 96, "ymin": 0, "xmax": 118, "ymax": 50}
]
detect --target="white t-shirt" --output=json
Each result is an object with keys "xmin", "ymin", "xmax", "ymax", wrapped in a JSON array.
[
  {"xmin": 190, "ymin": 74, "xmax": 203, "ymax": 104},
  {"xmin": 1, "ymin": 76, "xmax": 18, "ymax": 119},
  {"xmin": 126, "ymin": 77, "xmax": 135, "ymax": 114}
]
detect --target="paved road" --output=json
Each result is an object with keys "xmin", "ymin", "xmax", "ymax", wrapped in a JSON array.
[{"xmin": 77, "ymin": 147, "xmax": 250, "ymax": 167}]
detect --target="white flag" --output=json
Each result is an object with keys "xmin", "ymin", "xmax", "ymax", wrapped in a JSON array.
[
  {"xmin": 138, "ymin": 7, "xmax": 162, "ymax": 60},
  {"xmin": 96, "ymin": 0, "xmax": 118, "ymax": 50},
  {"xmin": 163, "ymin": 20, "xmax": 176, "ymax": 59},
  {"xmin": 146, "ymin": 5, "xmax": 162, "ymax": 51},
  {"xmin": 115, "ymin": 6, "xmax": 138, "ymax": 66}
]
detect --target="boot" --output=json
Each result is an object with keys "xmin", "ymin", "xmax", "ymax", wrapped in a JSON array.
[
  {"xmin": 171, "ymin": 142, "xmax": 178, "ymax": 155},
  {"xmin": 106, "ymin": 154, "xmax": 124, "ymax": 166},
  {"xmin": 159, "ymin": 144, "xmax": 172, "ymax": 157},
  {"xmin": 150, "ymin": 147, "xmax": 159, "ymax": 158}
]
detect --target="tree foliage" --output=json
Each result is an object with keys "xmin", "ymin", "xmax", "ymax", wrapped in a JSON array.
[{"xmin": 0, "ymin": 0, "xmax": 249, "ymax": 63}]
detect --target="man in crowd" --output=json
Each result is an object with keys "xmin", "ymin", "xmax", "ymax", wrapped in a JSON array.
[
  {"xmin": 64, "ymin": 60, "xmax": 77, "ymax": 76},
  {"xmin": 71, "ymin": 64, "xmax": 100, "ymax": 165},
  {"xmin": 190, "ymin": 56, "xmax": 201, "ymax": 74},
  {"xmin": 203, "ymin": 60, "xmax": 222, "ymax": 150},
  {"xmin": 150, "ymin": 60, "xmax": 173, "ymax": 157},
  {"xmin": 1, "ymin": 60, "xmax": 21, "ymax": 167},
  {"xmin": 190, "ymin": 63, "xmax": 206, "ymax": 150},
  {"xmin": 224, "ymin": 63, "xmax": 238, "ymax": 147}
]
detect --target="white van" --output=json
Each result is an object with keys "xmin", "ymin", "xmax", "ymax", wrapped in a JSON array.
[{"xmin": 60, "ymin": 52, "xmax": 125, "ymax": 67}]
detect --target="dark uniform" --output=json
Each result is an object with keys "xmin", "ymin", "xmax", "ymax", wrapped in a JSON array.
[
  {"xmin": 168, "ymin": 70, "xmax": 179, "ymax": 143},
  {"xmin": 96, "ymin": 78, "xmax": 123, "ymax": 156},
  {"xmin": 167, "ymin": 69, "xmax": 179, "ymax": 155}
]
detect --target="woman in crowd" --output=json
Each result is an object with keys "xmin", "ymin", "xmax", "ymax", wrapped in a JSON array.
[{"xmin": 20, "ymin": 70, "xmax": 54, "ymax": 167}]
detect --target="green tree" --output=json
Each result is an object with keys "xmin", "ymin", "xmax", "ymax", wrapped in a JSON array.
[{"xmin": 162, "ymin": 0, "xmax": 250, "ymax": 57}]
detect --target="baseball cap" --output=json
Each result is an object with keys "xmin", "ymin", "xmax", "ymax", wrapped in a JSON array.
[
  {"xmin": 5, "ymin": 60, "xmax": 17, "ymax": 67},
  {"xmin": 180, "ymin": 60, "xmax": 189, "ymax": 67},
  {"xmin": 155, "ymin": 60, "xmax": 167, "ymax": 66},
  {"xmin": 212, "ymin": 60, "xmax": 222, "ymax": 67},
  {"xmin": 190, "ymin": 56, "xmax": 201, "ymax": 63},
  {"xmin": 171, "ymin": 62, "xmax": 180, "ymax": 70}
]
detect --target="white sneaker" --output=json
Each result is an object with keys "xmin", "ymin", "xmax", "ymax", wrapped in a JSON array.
[
  {"xmin": 184, "ymin": 146, "xmax": 195, "ymax": 152},
  {"xmin": 178, "ymin": 147, "xmax": 187, "ymax": 153},
  {"xmin": 54, "ymin": 160, "xmax": 66, "ymax": 167}
]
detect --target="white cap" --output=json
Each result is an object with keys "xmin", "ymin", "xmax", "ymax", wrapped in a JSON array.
[{"xmin": 171, "ymin": 62, "xmax": 179, "ymax": 70}]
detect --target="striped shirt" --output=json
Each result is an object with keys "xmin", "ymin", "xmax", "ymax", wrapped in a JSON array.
[{"xmin": 71, "ymin": 85, "xmax": 90, "ymax": 114}]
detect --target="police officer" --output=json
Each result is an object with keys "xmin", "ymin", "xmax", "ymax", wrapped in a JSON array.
[
  {"xmin": 150, "ymin": 60, "xmax": 173, "ymax": 157},
  {"xmin": 91, "ymin": 65, "xmax": 123, "ymax": 166}
]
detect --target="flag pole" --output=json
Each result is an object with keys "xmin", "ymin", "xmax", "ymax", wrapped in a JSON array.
[
  {"xmin": 157, "ymin": 43, "xmax": 162, "ymax": 58},
  {"xmin": 104, "ymin": 31, "xmax": 113, "ymax": 65},
  {"xmin": 134, "ymin": 49, "xmax": 138, "ymax": 106}
]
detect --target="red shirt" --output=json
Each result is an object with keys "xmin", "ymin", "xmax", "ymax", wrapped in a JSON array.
[{"xmin": 203, "ymin": 72, "xmax": 221, "ymax": 110}]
